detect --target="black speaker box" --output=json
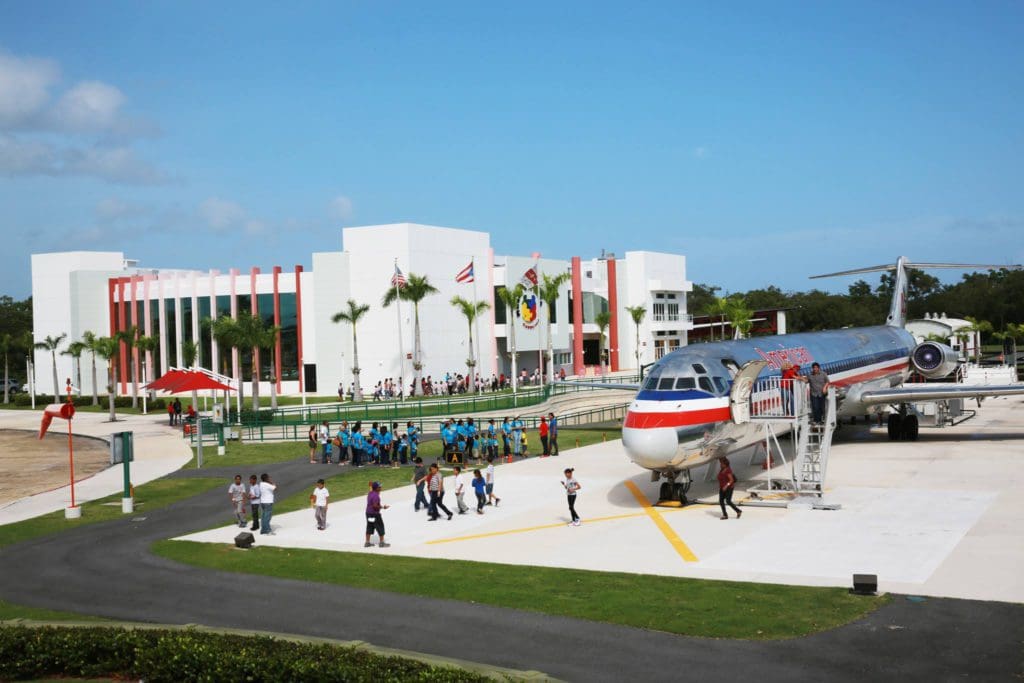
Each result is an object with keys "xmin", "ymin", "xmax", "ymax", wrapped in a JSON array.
[{"xmin": 235, "ymin": 532, "xmax": 255, "ymax": 549}]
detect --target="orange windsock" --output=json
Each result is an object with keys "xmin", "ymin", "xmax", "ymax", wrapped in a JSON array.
[{"xmin": 39, "ymin": 402, "xmax": 75, "ymax": 439}]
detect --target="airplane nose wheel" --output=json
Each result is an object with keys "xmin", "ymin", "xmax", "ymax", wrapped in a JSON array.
[{"xmin": 672, "ymin": 482, "xmax": 690, "ymax": 506}]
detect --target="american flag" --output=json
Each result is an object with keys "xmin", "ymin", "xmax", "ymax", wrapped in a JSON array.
[
  {"xmin": 391, "ymin": 263, "xmax": 407, "ymax": 288},
  {"xmin": 455, "ymin": 261, "xmax": 474, "ymax": 283}
]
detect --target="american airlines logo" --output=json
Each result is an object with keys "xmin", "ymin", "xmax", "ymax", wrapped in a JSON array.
[{"xmin": 754, "ymin": 345, "xmax": 815, "ymax": 370}]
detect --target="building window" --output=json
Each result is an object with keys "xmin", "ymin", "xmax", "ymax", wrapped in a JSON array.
[{"xmin": 494, "ymin": 287, "xmax": 507, "ymax": 324}]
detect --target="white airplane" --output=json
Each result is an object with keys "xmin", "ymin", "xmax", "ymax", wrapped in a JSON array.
[{"xmin": 611, "ymin": 257, "xmax": 1024, "ymax": 503}]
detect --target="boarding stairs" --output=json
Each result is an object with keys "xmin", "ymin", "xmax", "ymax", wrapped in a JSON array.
[{"xmin": 728, "ymin": 361, "xmax": 840, "ymax": 509}]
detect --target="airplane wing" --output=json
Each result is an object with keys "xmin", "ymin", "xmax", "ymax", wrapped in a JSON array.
[{"xmin": 859, "ymin": 384, "xmax": 1024, "ymax": 405}]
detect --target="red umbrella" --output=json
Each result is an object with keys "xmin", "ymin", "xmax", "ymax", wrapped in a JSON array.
[
  {"xmin": 145, "ymin": 369, "xmax": 188, "ymax": 391},
  {"xmin": 161, "ymin": 371, "xmax": 235, "ymax": 393}
]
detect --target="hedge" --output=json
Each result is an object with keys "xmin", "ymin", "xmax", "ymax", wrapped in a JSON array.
[
  {"xmin": 14, "ymin": 394, "xmax": 166, "ymax": 409},
  {"xmin": 0, "ymin": 626, "xmax": 493, "ymax": 682}
]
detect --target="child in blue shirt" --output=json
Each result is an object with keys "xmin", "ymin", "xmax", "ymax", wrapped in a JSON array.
[{"xmin": 471, "ymin": 469, "xmax": 487, "ymax": 514}]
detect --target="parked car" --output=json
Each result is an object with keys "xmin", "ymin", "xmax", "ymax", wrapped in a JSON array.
[{"xmin": 1, "ymin": 379, "xmax": 23, "ymax": 394}]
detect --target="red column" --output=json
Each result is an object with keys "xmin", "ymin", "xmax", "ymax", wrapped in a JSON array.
[
  {"xmin": 250, "ymin": 267, "xmax": 260, "ymax": 386},
  {"xmin": 295, "ymin": 265, "xmax": 304, "ymax": 392},
  {"xmin": 130, "ymin": 275, "xmax": 140, "ymax": 391},
  {"xmin": 272, "ymin": 266, "xmax": 282, "ymax": 393},
  {"xmin": 607, "ymin": 258, "xmax": 619, "ymax": 372},
  {"xmin": 571, "ymin": 257, "xmax": 584, "ymax": 376},
  {"xmin": 117, "ymin": 277, "xmax": 128, "ymax": 393}
]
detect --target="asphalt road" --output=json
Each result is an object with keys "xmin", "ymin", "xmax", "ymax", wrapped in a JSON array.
[{"xmin": 1, "ymin": 457, "xmax": 1021, "ymax": 682}]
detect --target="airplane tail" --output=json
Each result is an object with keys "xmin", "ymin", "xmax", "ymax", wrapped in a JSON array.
[{"xmin": 809, "ymin": 257, "xmax": 1019, "ymax": 328}]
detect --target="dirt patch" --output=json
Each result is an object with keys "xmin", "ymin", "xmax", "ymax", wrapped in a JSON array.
[{"xmin": 0, "ymin": 430, "xmax": 111, "ymax": 506}]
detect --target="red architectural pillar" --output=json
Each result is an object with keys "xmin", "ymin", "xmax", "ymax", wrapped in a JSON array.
[
  {"xmin": 272, "ymin": 266, "xmax": 282, "ymax": 393},
  {"xmin": 117, "ymin": 277, "xmax": 129, "ymax": 393},
  {"xmin": 295, "ymin": 265, "xmax": 304, "ymax": 392},
  {"xmin": 607, "ymin": 258, "xmax": 619, "ymax": 372},
  {"xmin": 250, "ymin": 267, "xmax": 260, "ymax": 385},
  {"xmin": 571, "ymin": 257, "xmax": 584, "ymax": 376}
]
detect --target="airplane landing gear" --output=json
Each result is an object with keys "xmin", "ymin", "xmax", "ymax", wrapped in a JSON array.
[
  {"xmin": 887, "ymin": 414, "xmax": 902, "ymax": 441},
  {"xmin": 887, "ymin": 408, "xmax": 919, "ymax": 441},
  {"xmin": 657, "ymin": 471, "xmax": 692, "ymax": 505}
]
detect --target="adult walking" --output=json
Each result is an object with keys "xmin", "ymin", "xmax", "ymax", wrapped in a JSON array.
[
  {"xmin": 364, "ymin": 481, "xmax": 390, "ymax": 547},
  {"xmin": 247, "ymin": 474, "xmax": 261, "ymax": 532},
  {"xmin": 562, "ymin": 467, "xmax": 581, "ymax": 526},
  {"xmin": 800, "ymin": 362, "xmax": 830, "ymax": 424},
  {"xmin": 717, "ymin": 457, "xmax": 742, "ymax": 520},
  {"xmin": 307, "ymin": 424, "xmax": 318, "ymax": 463},
  {"xmin": 424, "ymin": 463, "xmax": 452, "ymax": 521},
  {"xmin": 411, "ymin": 457, "xmax": 429, "ymax": 511},
  {"xmin": 539, "ymin": 417, "xmax": 550, "ymax": 457}
]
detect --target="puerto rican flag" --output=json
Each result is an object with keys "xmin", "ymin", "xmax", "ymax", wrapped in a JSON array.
[
  {"xmin": 455, "ymin": 261, "xmax": 474, "ymax": 283},
  {"xmin": 391, "ymin": 263, "xmax": 406, "ymax": 288},
  {"xmin": 519, "ymin": 265, "xmax": 538, "ymax": 288}
]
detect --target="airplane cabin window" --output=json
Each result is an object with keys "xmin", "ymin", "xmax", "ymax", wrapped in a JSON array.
[
  {"xmin": 692, "ymin": 363, "xmax": 707, "ymax": 374},
  {"xmin": 698, "ymin": 377, "xmax": 714, "ymax": 393},
  {"xmin": 674, "ymin": 377, "xmax": 696, "ymax": 390},
  {"xmin": 657, "ymin": 377, "xmax": 675, "ymax": 391}
]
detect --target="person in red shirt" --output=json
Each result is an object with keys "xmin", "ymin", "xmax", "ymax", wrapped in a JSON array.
[
  {"xmin": 781, "ymin": 362, "xmax": 800, "ymax": 416},
  {"xmin": 717, "ymin": 456, "xmax": 742, "ymax": 520},
  {"xmin": 539, "ymin": 416, "xmax": 550, "ymax": 456}
]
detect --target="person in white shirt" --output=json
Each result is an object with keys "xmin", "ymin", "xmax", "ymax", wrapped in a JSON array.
[
  {"xmin": 485, "ymin": 456, "xmax": 501, "ymax": 506},
  {"xmin": 259, "ymin": 473, "xmax": 277, "ymax": 535},
  {"xmin": 319, "ymin": 422, "xmax": 331, "ymax": 464},
  {"xmin": 228, "ymin": 475, "xmax": 247, "ymax": 528},
  {"xmin": 452, "ymin": 466, "xmax": 469, "ymax": 514},
  {"xmin": 562, "ymin": 467, "xmax": 581, "ymax": 526},
  {"xmin": 310, "ymin": 478, "xmax": 330, "ymax": 530},
  {"xmin": 247, "ymin": 475, "xmax": 261, "ymax": 531}
]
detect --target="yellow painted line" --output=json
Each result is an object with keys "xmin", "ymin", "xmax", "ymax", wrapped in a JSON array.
[
  {"xmin": 624, "ymin": 480, "xmax": 699, "ymax": 563},
  {"xmin": 426, "ymin": 512, "xmax": 646, "ymax": 545}
]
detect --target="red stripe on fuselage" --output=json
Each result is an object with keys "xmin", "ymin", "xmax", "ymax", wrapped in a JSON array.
[{"xmin": 623, "ymin": 407, "xmax": 731, "ymax": 428}]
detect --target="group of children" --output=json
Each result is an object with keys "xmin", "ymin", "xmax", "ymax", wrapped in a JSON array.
[
  {"xmin": 439, "ymin": 413, "xmax": 560, "ymax": 463},
  {"xmin": 309, "ymin": 420, "xmax": 420, "ymax": 467},
  {"xmin": 227, "ymin": 472, "xmax": 278, "ymax": 535}
]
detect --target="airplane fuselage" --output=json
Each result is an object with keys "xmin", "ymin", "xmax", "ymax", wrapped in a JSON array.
[{"xmin": 621, "ymin": 325, "xmax": 916, "ymax": 474}]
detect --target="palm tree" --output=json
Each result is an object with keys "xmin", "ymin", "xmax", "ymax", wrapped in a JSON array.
[
  {"xmin": 496, "ymin": 284, "xmax": 526, "ymax": 393},
  {"xmin": 993, "ymin": 322, "xmax": 1023, "ymax": 371},
  {"xmin": 233, "ymin": 312, "xmax": 266, "ymax": 413},
  {"xmin": 382, "ymin": 273, "xmax": 438, "ymax": 396},
  {"xmin": 450, "ymin": 296, "xmax": 490, "ymax": 393},
  {"xmin": 331, "ymin": 299, "xmax": 370, "ymax": 402},
  {"xmin": 0, "ymin": 333, "xmax": 12, "ymax": 404},
  {"xmin": 595, "ymin": 311, "xmax": 611, "ymax": 375},
  {"xmin": 34, "ymin": 333, "xmax": 67, "ymax": 399},
  {"xmin": 135, "ymin": 335, "xmax": 160, "ymax": 400},
  {"xmin": 726, "ymin": 296, "xmax": 754, "ymax": 339},
  {"xmin": 182, "ymin": 340, "xmax": 199, "ymax": 367},
  {"xmin": 625, "ymin": 305, "xmax": 647, "ymax": 371},
  {"xmin": 82, "ymin": 331, "xmax": 100, "ymax": 406},
  {"xmin": 539, "ymin": 272, "xmax": 571, "ymax": 384},
  {"xmin": 253, "ymin": 322, "xmax": 282, "ymax": 411},
  {"xmin": 963, "ymin": 316, "xmax": 993, "ymax": 364},
  {"xmin": 92, "ymin": 336, "xmax": 120, "ymax": 422},
  {"xmin": 212, "ymin": 316, "xmax": 244, "ymax": 413},
  {"xmin": 62, "ymin": 340, "xmax": 87, "ymax": 397},
  {"xmin": 709, "ymin": 297, "xmax": 731, "ymax": 342}
]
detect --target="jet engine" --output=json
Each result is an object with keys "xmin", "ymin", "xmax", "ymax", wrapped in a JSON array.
[{"xmin": 910, "ymin": 341, "xmax": 959, "ymax": 379}]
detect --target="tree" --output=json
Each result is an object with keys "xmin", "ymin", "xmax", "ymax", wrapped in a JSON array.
[
  {"xmin": 82, "ymin": 331, "xmax": 100, "ymax": 406},
  {"xmin": 993, "ymin": 322, "xmax": 1023, "ymax": 369},
  {"xmin": 688, "ymin": 283, "xmax": 721, "ymax": 318},
  {"xmin": 963, "ymin": 316, "xmax": 993, "ymax": 364},
  {"xmin": 233, "ymin": 312, "xmax": 266, "ymax": 413},
  {"xmin": 625, "ymin": 305, "xmax": 647, "ymax": 371},
  {"xmin": 181, "ymin": 340, "xmax": 199, "ymax": 368},
  {"xmin": 212, "ymin": 316, "xmax": 244, "ymax": 412},
  {"xmin": 0, "ymin": 334, "xmax": 12, "ymax": 404},
  {"xmin": 331, "ymin": 299, "xmax": 370, "ymax": 402},
  {"xmin": 496, "ymin": 284, "xmax": 526, "ymax": 393},
  {"xmin": 709, "ymin": 297, "xmax": 732, "ymax": 341},
  {"xmin": 382, "ymin": 273, "xmax": 438, "ymax": 396},
  {"xmin": 34, "ymin": 333, "xmax": 67, "ymax": 398},
  {"xmin": 539, "ymin": 272, "xmax": 570, "ymax": 384},
  {"xmin": 450, "ymin": 296, "xmax": 490, "ymax": 393},
  {"xmin": 252, "ymin": 321, "xmax": 282, "ymax": 411},
  {"xmin": 117, "ymin": 326, "xmax": 142, "ymax": 408},
  {"xmin": 726, "ymin": 296, "xmax": 754, "ymax": 339},
  {"xmin": 92, "ymin": 336, "xmax": 120, "ymax": 422},
  {"xmin": 62, "ymin": 340, "xmax": 87, "ymax": 397},
  {"xmin": 595, "ymin": 311, "xmax": 611, "ymax": 375},
  {"xmin": 135, "ymin": 335, "xmax": 159, "ymax": 401}
]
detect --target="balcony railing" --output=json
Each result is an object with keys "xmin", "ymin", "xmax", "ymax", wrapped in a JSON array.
[{"xmin": 651, "ymin": 313, "xmax": 693, "ymax": 324}]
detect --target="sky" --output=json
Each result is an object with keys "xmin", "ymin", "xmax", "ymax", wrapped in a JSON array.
[{"xmin": 1, "ymin": 1, "xmax": 1022, "ymax": 299}]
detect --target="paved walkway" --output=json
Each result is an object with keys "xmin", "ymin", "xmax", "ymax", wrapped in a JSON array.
[{"xmin": 0, "ymin": 408, "xmax": 192, "ymax": 524}]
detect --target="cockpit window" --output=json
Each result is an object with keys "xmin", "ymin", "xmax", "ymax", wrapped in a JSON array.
[
  {"xmin": 698, "ymin": 377, "xmax": 714, "ymax": 393},
  {"xmin": 712, "ymin": 377, "xmax": 727, "ymax": 394},
  {"xmin": 692, "ymin": 363, "xmax": 707, "ymax": 374},
  {"xmin": 641, "ymin": 366, "xmax": 663, "ymax": 391},
  {"xmin": 657, "ymin": 377, "xmax": 675, "ymax": 391},
  {"xmin": 674, "ymin": 377, "xmax": 696, "ymax": 390}
]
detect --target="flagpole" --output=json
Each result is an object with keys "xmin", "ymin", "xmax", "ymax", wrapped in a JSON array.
[
  {"xmin": 536, "ymin": 261, "xmax": 543, "ymax": 385},
  {"xmin": 471, "ymin": 257, "xmax": 482, "ymax": 391},
  {"xmin": 394, "ymin": 258, "xmax": 406, "ymax": 400}
]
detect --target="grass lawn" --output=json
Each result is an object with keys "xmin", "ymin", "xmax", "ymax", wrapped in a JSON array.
[
  {"xmin": 154, "ymin": 540, "xmax": 886, "ymax": 640},
  {"xmin": 0, "ymin": 477, "xmax": 222, "ymax": 550},
  {"xmin": 0, "ymin": 599, "xmax": 108, "ymax": 622}
]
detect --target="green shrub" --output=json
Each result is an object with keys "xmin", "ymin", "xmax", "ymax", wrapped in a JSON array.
[{"xmin": 0, "ymin": 626, "xmax": 489, "ymax": 682}]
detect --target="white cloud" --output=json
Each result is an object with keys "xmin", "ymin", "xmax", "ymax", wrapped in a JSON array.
[
  {"xmin": 199, "ymin": 197, "xmax": 247, "ymax": 232},
  {"xmin": 328, "ymin": 195, "xmax": 354, "ymax": 221},
  {"xmin": 0, "ymin": 51, "xmax": 59, "ymax": 128},
  {"xmin": 50, "ymin": 80, "xmax": 126, "ymax": 132},
  {"xmin": 62, "ymin": 145, "xmax": 167, "ymax": 184}
]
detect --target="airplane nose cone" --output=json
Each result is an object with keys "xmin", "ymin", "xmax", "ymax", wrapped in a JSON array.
[{"xmin": 622, "ymin": 426, "xmax": 679, "ymax": 469}]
